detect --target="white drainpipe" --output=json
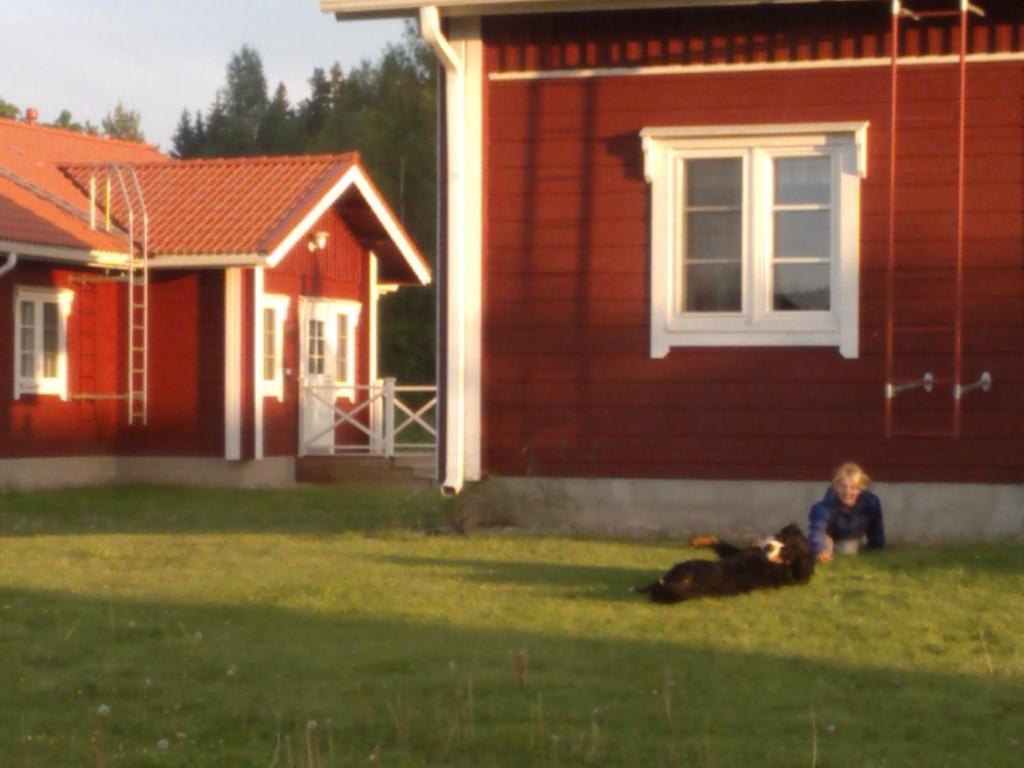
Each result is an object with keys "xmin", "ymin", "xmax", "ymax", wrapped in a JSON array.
[
  {"xmin": 420, "ymin": 5, "xmax": 466, "ymax": 495},
  {"xmin": 0, "ymin": 252, "xmax": 17, "ymax": 277}
]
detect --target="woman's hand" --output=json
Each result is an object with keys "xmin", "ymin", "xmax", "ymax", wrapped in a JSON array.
[{"xmin": 817, "ymin": 551, "xmax": 833, "ymax": 563}]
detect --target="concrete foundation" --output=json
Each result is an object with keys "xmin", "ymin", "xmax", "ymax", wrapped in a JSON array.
[
  {"xmin": 466, "ymin": 476, "xmax": 1024, "ymax": 543},
  {"xmin": 0, "ymin": 456, "xmax": 297, "ymax": 491}
]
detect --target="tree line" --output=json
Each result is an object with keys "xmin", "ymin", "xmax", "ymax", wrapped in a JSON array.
[{"xmin": 0, "ymin": 97, "xmax": 144, "ymax": 142}]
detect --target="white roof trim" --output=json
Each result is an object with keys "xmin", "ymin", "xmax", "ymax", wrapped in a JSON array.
[
  {"xmin": 0, "ymin": 239, "xmax": 128, "ymax": 266},
  {"xmin": 265, "ymin": 164, "xmax": 431, "ymax": 285},
  {"xmin": 321, "ymin": 0, "xmax": 862, "ymax": 20},
  {"xmin": 149, "ymin": 253, "xmax": 262, "ymax": 268}
]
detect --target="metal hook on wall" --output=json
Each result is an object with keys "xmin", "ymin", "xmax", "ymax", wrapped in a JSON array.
[
  {"xmin": 885, "ymin": 371, "xmax": 935, "ymax": 400},
  {"xmin": 954, "ymin": 371, "xmax": 992, "ymax": 400}
]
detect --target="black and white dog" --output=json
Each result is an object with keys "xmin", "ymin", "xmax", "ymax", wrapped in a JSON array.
[{"xmin": 633, "ymin": 524, "xmax": 815, "ymax": 604}]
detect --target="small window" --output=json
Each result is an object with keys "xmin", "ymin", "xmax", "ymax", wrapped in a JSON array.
[
  {"xmin": 336, "ymin": 313, "xmax": 350, "ymax": 383},
  {"xmin": 260, "ymin": 294, "xmax": 289, "ymax": 401},
  {"xmin": 333, "ymin": 302, "xmax": 361, "ymax": 397},
  {"xmin": 13, "ymin": 287, "xmax": 73, "ymax": 399},
  {"xmin": 307, "ymin": 319, "xmax": 325, "ymax": 376},
  {"xmin": 641, "ymin": 123, "xmax": 868, "ymax": 358}
]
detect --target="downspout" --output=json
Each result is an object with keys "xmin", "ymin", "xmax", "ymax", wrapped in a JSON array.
[
  {"xmin": 0, "ymin": 252, "xmax": 17, "ymax": 277},
  {"xmin": 420, "ymin": 5, "xmax": 466, "ymax": 494}
]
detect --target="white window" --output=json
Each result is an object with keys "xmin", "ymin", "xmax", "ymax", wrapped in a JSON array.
[
  {"xmin": 13, "ymin": 286, "xmax": 74, "ymax": 399},
  {"xmin": 333, "ymin": 301, "xmax": 361, "ymax": 394},
  {"xmin": 260, "ymin": 294, "xmax": 289, "ymax": 401},
  {"xmin": 641, "ymin": 123, "xmax": 868, "ymax": 359}
]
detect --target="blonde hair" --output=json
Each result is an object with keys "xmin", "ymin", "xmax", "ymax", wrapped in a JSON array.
[{"xmin": 832, "ymin": 462, "xmax": 870, "ymax": 492}]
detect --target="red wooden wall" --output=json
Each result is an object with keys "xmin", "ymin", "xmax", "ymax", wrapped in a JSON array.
[
  {"xmin": 0, "ymin": 262, "xmax": 121, "ymax": 456},
  {"xmin": 482, "ymin": 6, "xmax": 1024, "ymax": 483},
  {"xmin": 119, "ymin": 270, "xmax": 226, "ymax": 456}
]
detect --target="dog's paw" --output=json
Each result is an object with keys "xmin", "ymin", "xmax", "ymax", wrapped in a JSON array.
[{"xmin": 688, "ymin": 534, "xmax": 719, "ymax": 549}]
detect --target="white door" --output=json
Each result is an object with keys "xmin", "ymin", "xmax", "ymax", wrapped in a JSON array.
[{"xmin": 299, "ymin": 298, "xmax": 362, "ymax": 455}]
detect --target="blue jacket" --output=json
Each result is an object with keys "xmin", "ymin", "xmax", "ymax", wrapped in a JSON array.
[{"xmin": 808, "ymin": 487, "xmax": 885, "ymax": 556}]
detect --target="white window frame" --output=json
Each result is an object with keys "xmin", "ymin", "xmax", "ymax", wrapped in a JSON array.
[
  {"xmin": 641, "ymin": 122, "xmax": 868, "ymax": 359},
  {"xmin": 259, "ymin": 294, "xmax": 290, "ymax": 402},
  {"xmin": 333, "ymin": 300, "xmax": 362, "ymax": 400},
  {"xmin": 13, "ymin": 286, "xmax": 74, "ymax": 400}
]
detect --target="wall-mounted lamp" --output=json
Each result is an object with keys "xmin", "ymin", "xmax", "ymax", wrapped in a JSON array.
[{"xmin": 307, "ymin": 230, "xmax": 329, "ymax": 252}]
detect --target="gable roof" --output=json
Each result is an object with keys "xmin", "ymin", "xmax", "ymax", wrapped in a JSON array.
[
  {"xmin": 0, "ymin": 119, "xmax": 430, "ymax": 284},
  {"xmin": 63, "ymin": 155, "xmax": 356, "ymax": 257}
]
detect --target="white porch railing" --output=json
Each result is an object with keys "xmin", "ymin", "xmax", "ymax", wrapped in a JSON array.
[{"xmin": 301, "ymin": 378, "xmax": 437, "ymax": 458}]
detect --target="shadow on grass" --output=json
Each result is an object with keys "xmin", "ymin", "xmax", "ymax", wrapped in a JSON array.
[
  {"xmin": 373, "ymin": 554, "xmax": 665, "ymax": 603},
  {"xmin": 0, "ymin": 484, "xmax": 454, "ymax": 538},
  {"xmin": 1, "ymin": 586, "xmax": 1020, "ymax": 768}
]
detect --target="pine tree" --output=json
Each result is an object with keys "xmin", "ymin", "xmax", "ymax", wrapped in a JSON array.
[
  {"xmin": 220, "ymin": 45, "xmax": 268, "ymax": 154},
  {"xmin": 171, "ymin": 109, "xmax": 194, "ymax": 156},
  {"xmin": 258, "ymin": 83, "xmax": 299, "ymax": 156},
  {"xmin": 300, "ymin": 67, "xmax": 332, "ymax": 143}
]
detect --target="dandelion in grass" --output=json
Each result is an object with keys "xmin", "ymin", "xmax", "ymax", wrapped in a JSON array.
[
  {"xmin": 307, "ymin": 720, "xmax": 317, "ymax": 731},
  {"xmin": 96, "ymin": 704, "xmax": 109, "ymax": 717},
  {"xmin": 226, "ymin": 664, "xmax": 238, "ymax": 677},
  {"xmin": 157, "ymin": 739, "xmax": 169, "ymax": 750},
  {"xmin": 176, "ymin": 732, "xmax": 186, "ymax": 741},
  {"xmin": 193, "ymin": 631, "xmax": 203, "ymax": 642}
]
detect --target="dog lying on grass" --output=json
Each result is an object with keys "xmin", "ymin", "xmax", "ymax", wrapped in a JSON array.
[{"xmin": 633, "ymin": 523, "xmax": 815, "ymax": 603}]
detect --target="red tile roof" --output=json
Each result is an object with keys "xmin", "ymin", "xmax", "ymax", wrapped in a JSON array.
[
  {"xmin": 1, "ymin": 119, "xmax": 429, "ymax": 284},
  {"xmin": 0, "ymin": 175, "xmax": 125, "ymax": 252},
  {"xmin": 63, "ymin": 154, "xmax": 358, "ymax": 256}
]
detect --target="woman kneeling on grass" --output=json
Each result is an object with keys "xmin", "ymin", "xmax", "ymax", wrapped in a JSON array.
[{"xmin": 808, "ymin": 462, "xmax": 886, "ymax": 563}]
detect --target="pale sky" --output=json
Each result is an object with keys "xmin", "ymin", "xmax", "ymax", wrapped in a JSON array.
[{"xmin": 1, "ymin": 0, "xmax": 407, "ymax": 152}]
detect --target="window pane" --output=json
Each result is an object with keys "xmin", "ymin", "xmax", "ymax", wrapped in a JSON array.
[
  {"xmin": 775, "ymin": 157, "xmax": 830, "ymax": 205},
  {"xmin": 773, "ymin": 263, "xmax": 831, "ymax": 311},
  {"xmin": 42, "ymin": 302, "xmax": 58, "ymax": 378},
  {"xmin": 774, "ymin": 210, "xmax": 830, "ymax": 259},
  {"xmin": 263, "ymin": 308, "xmax": 276, "ymax": 381},
  {"xmin": 307, "ymin": 319, "xmax": 324, "ymax": 375},
  {"xmin": 684, "ymin": 263, "xmax": 742, "ymax": 312},
  {"xmin": 336, "ymin": 315, "xmax": 349, "ymax": 382},
  {"xmin": 686, "ymin": 211, "xmax": 742, "ymax": 262},
  {"xmin": 19, "ymin": 301, "xmax": 35, "ymax": 378},
  {"xmin": 686, "ymin": 158, "xmax": 742, "ymax": 207}
]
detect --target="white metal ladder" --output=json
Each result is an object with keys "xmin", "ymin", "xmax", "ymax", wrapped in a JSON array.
[{"xmin": 89, "ymin": 165, "xmax": 149, "ymax": 425}]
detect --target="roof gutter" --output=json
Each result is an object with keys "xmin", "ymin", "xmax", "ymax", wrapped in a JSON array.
[
  {"xmin": 420, "ymin": 5, "xmax": 462, "ymax": 70},
  {"xmin": 0, "ymin": 251, "xmax": 17, "ymax": 278},
  {"xmin": 420, "ymin": 5, "xmax": 467, "ymax": 495}
]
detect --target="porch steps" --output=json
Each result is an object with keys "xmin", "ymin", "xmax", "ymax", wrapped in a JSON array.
[{"xmin": 295, "ymin": 454, "xmax": 436, "ymax": 487}]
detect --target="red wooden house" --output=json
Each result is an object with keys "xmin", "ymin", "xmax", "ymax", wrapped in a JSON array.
[
  {"xmin": 322, "ymin": 0, "xmax": 1023, "ymax": 538},
  {"xmin": 0, "ymin": 114, "xmax": 430, "ymax": 488}
]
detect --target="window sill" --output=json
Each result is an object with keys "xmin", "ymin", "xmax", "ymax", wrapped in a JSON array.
[{"xmin": 651, "ymin": 328, "xmax": 855, "ymax": 358}]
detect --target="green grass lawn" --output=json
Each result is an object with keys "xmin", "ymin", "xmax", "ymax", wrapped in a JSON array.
[{"xmin": 1, "ymin": 485, "xmax": 1021, "ymax": 767}]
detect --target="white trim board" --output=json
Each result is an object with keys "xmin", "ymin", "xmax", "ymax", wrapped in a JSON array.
[
  {"xmin": 0, "ymin": 240, "xmax": 127, "ymax": 267},
  {"xmin": 321, "ymin": 0, "xmax": 871, "ymax": 21},
  {"xmin": 224, "ymin": 268, "xmax": 243, "ymax": 461},
  {"xmin": 489, "ymin": 51, "xmax": 1024, "ymax": 82},
  {"xmin": 253, "ymin": 267, "xmax": 265, "ymax": 460}
]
